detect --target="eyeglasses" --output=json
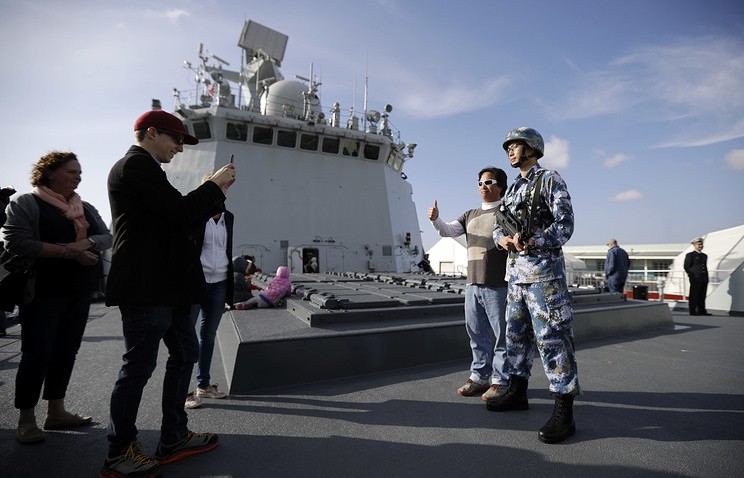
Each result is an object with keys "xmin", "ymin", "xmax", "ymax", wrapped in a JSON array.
[
  {"xmin": 478, "ymin": 179, "xmax": 498, "ymax": 187},
  {"xmin": 156, "ymin": 129, "xmax": 184, "ymax": 146},
  {"xmin": 506, "ymin": 143, "xmax": 524, "ymax": 152}
]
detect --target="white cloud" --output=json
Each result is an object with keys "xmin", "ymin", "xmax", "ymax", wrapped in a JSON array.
[
  {"xmin": 725, "ymin": 149, "xmax": 744, "ymax": 170},
  {"xmin": 610, "ymin": 190, "xmax": 644, "ymax": 202},
  {"xmin": 656, "ymin": 118, "xmax": 744, "ymax": 148},
  {"xmin": 542, "ymin": 136, "xmax": 569, "ymax": 169},
  {"xmin": 559, "ymin": 36, "xmax": 744, "ymax": 146},
  {"xmin": 144, "ymin": 9, "xmax": 190, "ymax": 23},
  {"xmin": 393, "ymin": 76, "xmax": 512, "ymax": 119},
  {"xmin": 603, "ymin": 153, "xmax": 631, "ymax": 168}
]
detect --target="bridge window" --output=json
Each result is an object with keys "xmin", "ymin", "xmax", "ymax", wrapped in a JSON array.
[
  {"xmin": 226, "ymin": 122, "xmax": 248, "ymax": 141},
  {"xmin": 363, "ymin": 144, "xmax": 380, "ymax": 160},
  {"xmin": 341, "ymin": 139, "xmax": 359, "ymax": 157},
  {"xmin": 322, "ymin": 137, "xmax": 340, "ymax": 154},
  {"xmin": 253, "ymin": 126, "xmax": 273, "ymax": 145},
  {"xmin": 300, "ymin": 133, "xmax": 319, "ymax": 151},
  {"xmin": 277, "ymin": 129, "xmax": 297, "ymax": 148},
  {"xmin": 192, "ymin": 121, "xmax": 212, "ymax": 140},
  {"xmin": 386, "ymin": 151, "xmax": 396, "ymax": 166}
]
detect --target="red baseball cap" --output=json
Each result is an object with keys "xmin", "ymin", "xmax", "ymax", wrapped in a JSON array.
[{"xmin": 133, "ymin": 110, "xmax": 199, "ymax": 145}]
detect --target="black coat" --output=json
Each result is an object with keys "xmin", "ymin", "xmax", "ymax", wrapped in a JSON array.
[
  {"xmin": 106, "ymin": 145, "xmax": 226, "ymax": 306},
  {"xmin": 684, "ymin": 251, "xmax": 709, "ymax": 283}
]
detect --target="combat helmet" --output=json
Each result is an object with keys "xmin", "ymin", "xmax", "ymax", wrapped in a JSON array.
[{"xmin": 502, "ymin": 127, "xmax": 544, "ymax": 159}]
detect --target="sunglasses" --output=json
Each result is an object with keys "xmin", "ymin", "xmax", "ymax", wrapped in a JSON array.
[
  {"xmin": 156, "ymin": 129, "xmax": 184, "ymax": 146},
  {"xmin": 478, "ymin": 179, "xmax": 499, "ymax": 187}
]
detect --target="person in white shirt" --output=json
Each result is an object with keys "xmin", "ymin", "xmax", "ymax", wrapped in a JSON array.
[{"xmin": 185, "ymin": 207, "xmax": 235, "ymax": 409}]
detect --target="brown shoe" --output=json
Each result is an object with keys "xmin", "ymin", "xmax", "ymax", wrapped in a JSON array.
[
  {"xmin": 482, "ymin": 384, "xmax": 509, "ymax": 401},
  {"xmin": 457, "ymin": 379, "xmax": 490, "ymax": 397},
  {"xmin": 43, "ymin": 413, "xmax": 93, "ymax": 430}
]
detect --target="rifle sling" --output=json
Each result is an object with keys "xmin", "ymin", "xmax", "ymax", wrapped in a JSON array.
[{"xmin": 524, "ymin": 170, "xmax": 546, "ymax": 241}]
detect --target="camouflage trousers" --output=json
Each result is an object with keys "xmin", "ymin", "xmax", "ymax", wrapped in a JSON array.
[{"xmin": 505, "ymin": 279, "xmax": 581, "ymax": 395}]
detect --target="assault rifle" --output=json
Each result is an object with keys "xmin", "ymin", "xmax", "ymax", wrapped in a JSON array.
[{"xmin": 494, "ymin": 204, "xmax": 526, "ymax": 245}]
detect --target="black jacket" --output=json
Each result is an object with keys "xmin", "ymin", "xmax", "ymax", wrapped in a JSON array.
[
  {"xmin": 106, "ymin": 145, "xmax": 225, "ymax": 306},
  {"xmin": 684, "ymin": 251, "xmax": 709, "ymax": 283}
]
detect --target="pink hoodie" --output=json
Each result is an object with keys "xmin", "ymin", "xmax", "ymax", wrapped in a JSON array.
[{"xmin": 259, "ymin": 266, "xmax": 292, "ymax": 305}]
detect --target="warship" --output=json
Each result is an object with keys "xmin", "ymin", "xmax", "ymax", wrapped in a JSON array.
[{"xmin": 162, "ymin": 20, "xmax": 423, "ymax": 275}]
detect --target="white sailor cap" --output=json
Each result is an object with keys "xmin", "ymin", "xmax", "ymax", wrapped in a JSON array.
[{"xmin": 690, "ymin": 237, "xmax": 704, "ymax": 245}]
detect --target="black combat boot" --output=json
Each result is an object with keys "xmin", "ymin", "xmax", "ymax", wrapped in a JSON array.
[
  {"xmin": 538, "ymin": 393, "xmax": 576, "ymax": 443},
  {"xmin": 485, "ymin": 376, "xmax": 529, "ymax": 412}
]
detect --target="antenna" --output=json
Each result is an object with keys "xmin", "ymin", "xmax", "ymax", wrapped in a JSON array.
[
  {"xmin": 363, "ymin": 52, "xmax": 369, "ymax": 132},
  {"xmin": 212, "ymin": 54, "xmax": 230, "ymax": 66},
  {"xmin": 352, "ymin": 75, "xmax": 357, "ymax": 116}
]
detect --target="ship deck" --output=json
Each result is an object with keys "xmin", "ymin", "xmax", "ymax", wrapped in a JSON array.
[
  {"xmin": 220, "ymin": 272, "xmax": 674, "ymax": 393},
  {"xmin": 0, "ymin": 297, "xmax": 742, "ymax": 477}
]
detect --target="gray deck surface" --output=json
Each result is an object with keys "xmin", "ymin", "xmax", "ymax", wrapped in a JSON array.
[{"xmin": 0, "ymin": 303, "xmax": 742, "ymax": 477}]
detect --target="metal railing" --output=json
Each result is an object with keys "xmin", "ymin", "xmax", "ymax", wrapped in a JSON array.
[{"xmin": 575, "ymin": 269, "xmax": 728, "ymax": 299}]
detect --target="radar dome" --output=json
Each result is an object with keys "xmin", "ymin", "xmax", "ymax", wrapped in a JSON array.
[{"xmin": 260, "ymin": 79, "xmax": 323, "ymax": 119}]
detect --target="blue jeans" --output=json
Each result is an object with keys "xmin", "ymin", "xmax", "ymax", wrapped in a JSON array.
[
  {"xmin": 190, "ymin": 280, "xmax": 228, "ymax": 389},
  {"xmin": 15, "ymin": 293, "xmax": 91, "ymax": 409},
  {"xmin": 607, "ymin": 274, "xmax": 627, "ymax": 294},
  {"xmin": 463, "ymin": 284, "xmax": 508, "ymax": 385},
  {"xmin": 107, "ymin": 304, "xmax": 198, "ymax": 453}
]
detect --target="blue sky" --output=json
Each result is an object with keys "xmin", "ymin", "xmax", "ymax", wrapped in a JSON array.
[{"xmin": 1, "ymin": 0, "xmax": 743, "ymax": 250}]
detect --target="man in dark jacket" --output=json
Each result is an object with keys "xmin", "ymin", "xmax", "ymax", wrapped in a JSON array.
[
  {"xmin": 605, "ymin": 239, "xmax": 630, "ymax": 294},
  {"xmin": 684, "ymin": 237, "xmax": 710, "ymax": 316},
  {"xmin": 100, "ymin": 110, "xmax": 237, "ymax": 477}
]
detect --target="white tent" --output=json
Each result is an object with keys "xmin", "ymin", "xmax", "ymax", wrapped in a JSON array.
[
  {"xmin": 426, "ymin": 237, "xmax": 586, "ymax": 284},
  {"xmin": 663, "ymin": 224, "xmax": 744, "ymax": 314}
]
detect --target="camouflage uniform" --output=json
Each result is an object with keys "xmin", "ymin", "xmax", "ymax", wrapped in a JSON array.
[{"xmin": 493, "ymin": 164, "xmax": 580, "ymax": 395}]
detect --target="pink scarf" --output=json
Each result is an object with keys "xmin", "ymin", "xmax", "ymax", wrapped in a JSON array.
[{"xmin": 32, "ymin": 186, "xmax": 90, "ymax": 241}]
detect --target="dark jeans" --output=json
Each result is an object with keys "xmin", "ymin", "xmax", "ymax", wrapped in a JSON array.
[
  {"xmin": 15, "ymin": 293, "xmax": 91, "ymax": 409},
  {"xmin": 107, "ymin": 304, "xmax": 198, "ymax": 453},
  {"xmin": 190, "ymin": 280, "xmax": 228, "ymax": 390}
]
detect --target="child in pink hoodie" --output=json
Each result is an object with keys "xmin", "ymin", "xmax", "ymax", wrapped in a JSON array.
[{"xmin": 234, "ymin": 266, "xmax": 292, "ymax": 309}]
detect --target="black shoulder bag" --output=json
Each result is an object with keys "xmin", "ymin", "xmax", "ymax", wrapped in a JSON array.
[{"xmin": 0, "ymin": 249, "xmax": 36, "ymax": 311}]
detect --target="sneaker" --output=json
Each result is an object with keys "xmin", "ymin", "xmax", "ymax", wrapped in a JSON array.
[
  {"xmin": 99, "ymin": 441, "xmax": 161, "ymax": 478},
  {"xmin": 482, "ymin": 384, "xmax": 509, "ymax": 401},
  {"xmin": 196, "ymin": 384, "xmax": 227, "ymax": 399},
  {"xmin": 154, "ymin": 431, "xmax": 218, "ymax": 465},
  {"xmin": 457, "ymin": 379, "xmax": 490, "ymax": 397},
  {"xmin": 185, "ymin": 392, "xmax": 202, "ymax": 409}
]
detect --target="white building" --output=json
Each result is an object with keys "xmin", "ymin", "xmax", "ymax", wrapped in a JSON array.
[
  {"xmin": 426, "ymin": 236, "xmax": 587, "ymax": 285},
  {"xmin": 427, "ymin": 224, "xmax": 744, "ymax": 315}
]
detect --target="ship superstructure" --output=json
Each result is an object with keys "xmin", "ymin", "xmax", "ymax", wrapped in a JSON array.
[{"xmin": 160, "ymin": 20, "xmax": 422, "ymax": 273}]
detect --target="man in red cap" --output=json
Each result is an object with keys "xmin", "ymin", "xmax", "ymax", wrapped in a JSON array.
[{"xmin": 100, "ymin": 110, "xmax": 236, "ymax": 477}]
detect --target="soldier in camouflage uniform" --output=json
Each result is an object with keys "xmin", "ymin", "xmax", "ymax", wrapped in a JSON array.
[{"xmin": 487, "ymin": 127, "xmax": 580, "ymax": 444}]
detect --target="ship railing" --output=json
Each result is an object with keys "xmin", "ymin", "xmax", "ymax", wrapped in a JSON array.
[
  {"xmin": 173, "ymin": 86, "xmax": 404, "ymax": 140},
  {"xmin": 575, "ymin": 268, "xmax": 729, "ymax": 300}
]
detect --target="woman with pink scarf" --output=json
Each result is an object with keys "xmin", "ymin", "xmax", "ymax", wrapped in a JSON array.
[{"xmin": 2, "ymin": 151, "xmax": 112, "ymax": 444}]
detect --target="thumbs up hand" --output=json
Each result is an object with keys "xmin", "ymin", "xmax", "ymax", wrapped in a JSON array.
[{"xmin": 427, "ymin": 199, "xmax": 439, "ymax": 221}]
